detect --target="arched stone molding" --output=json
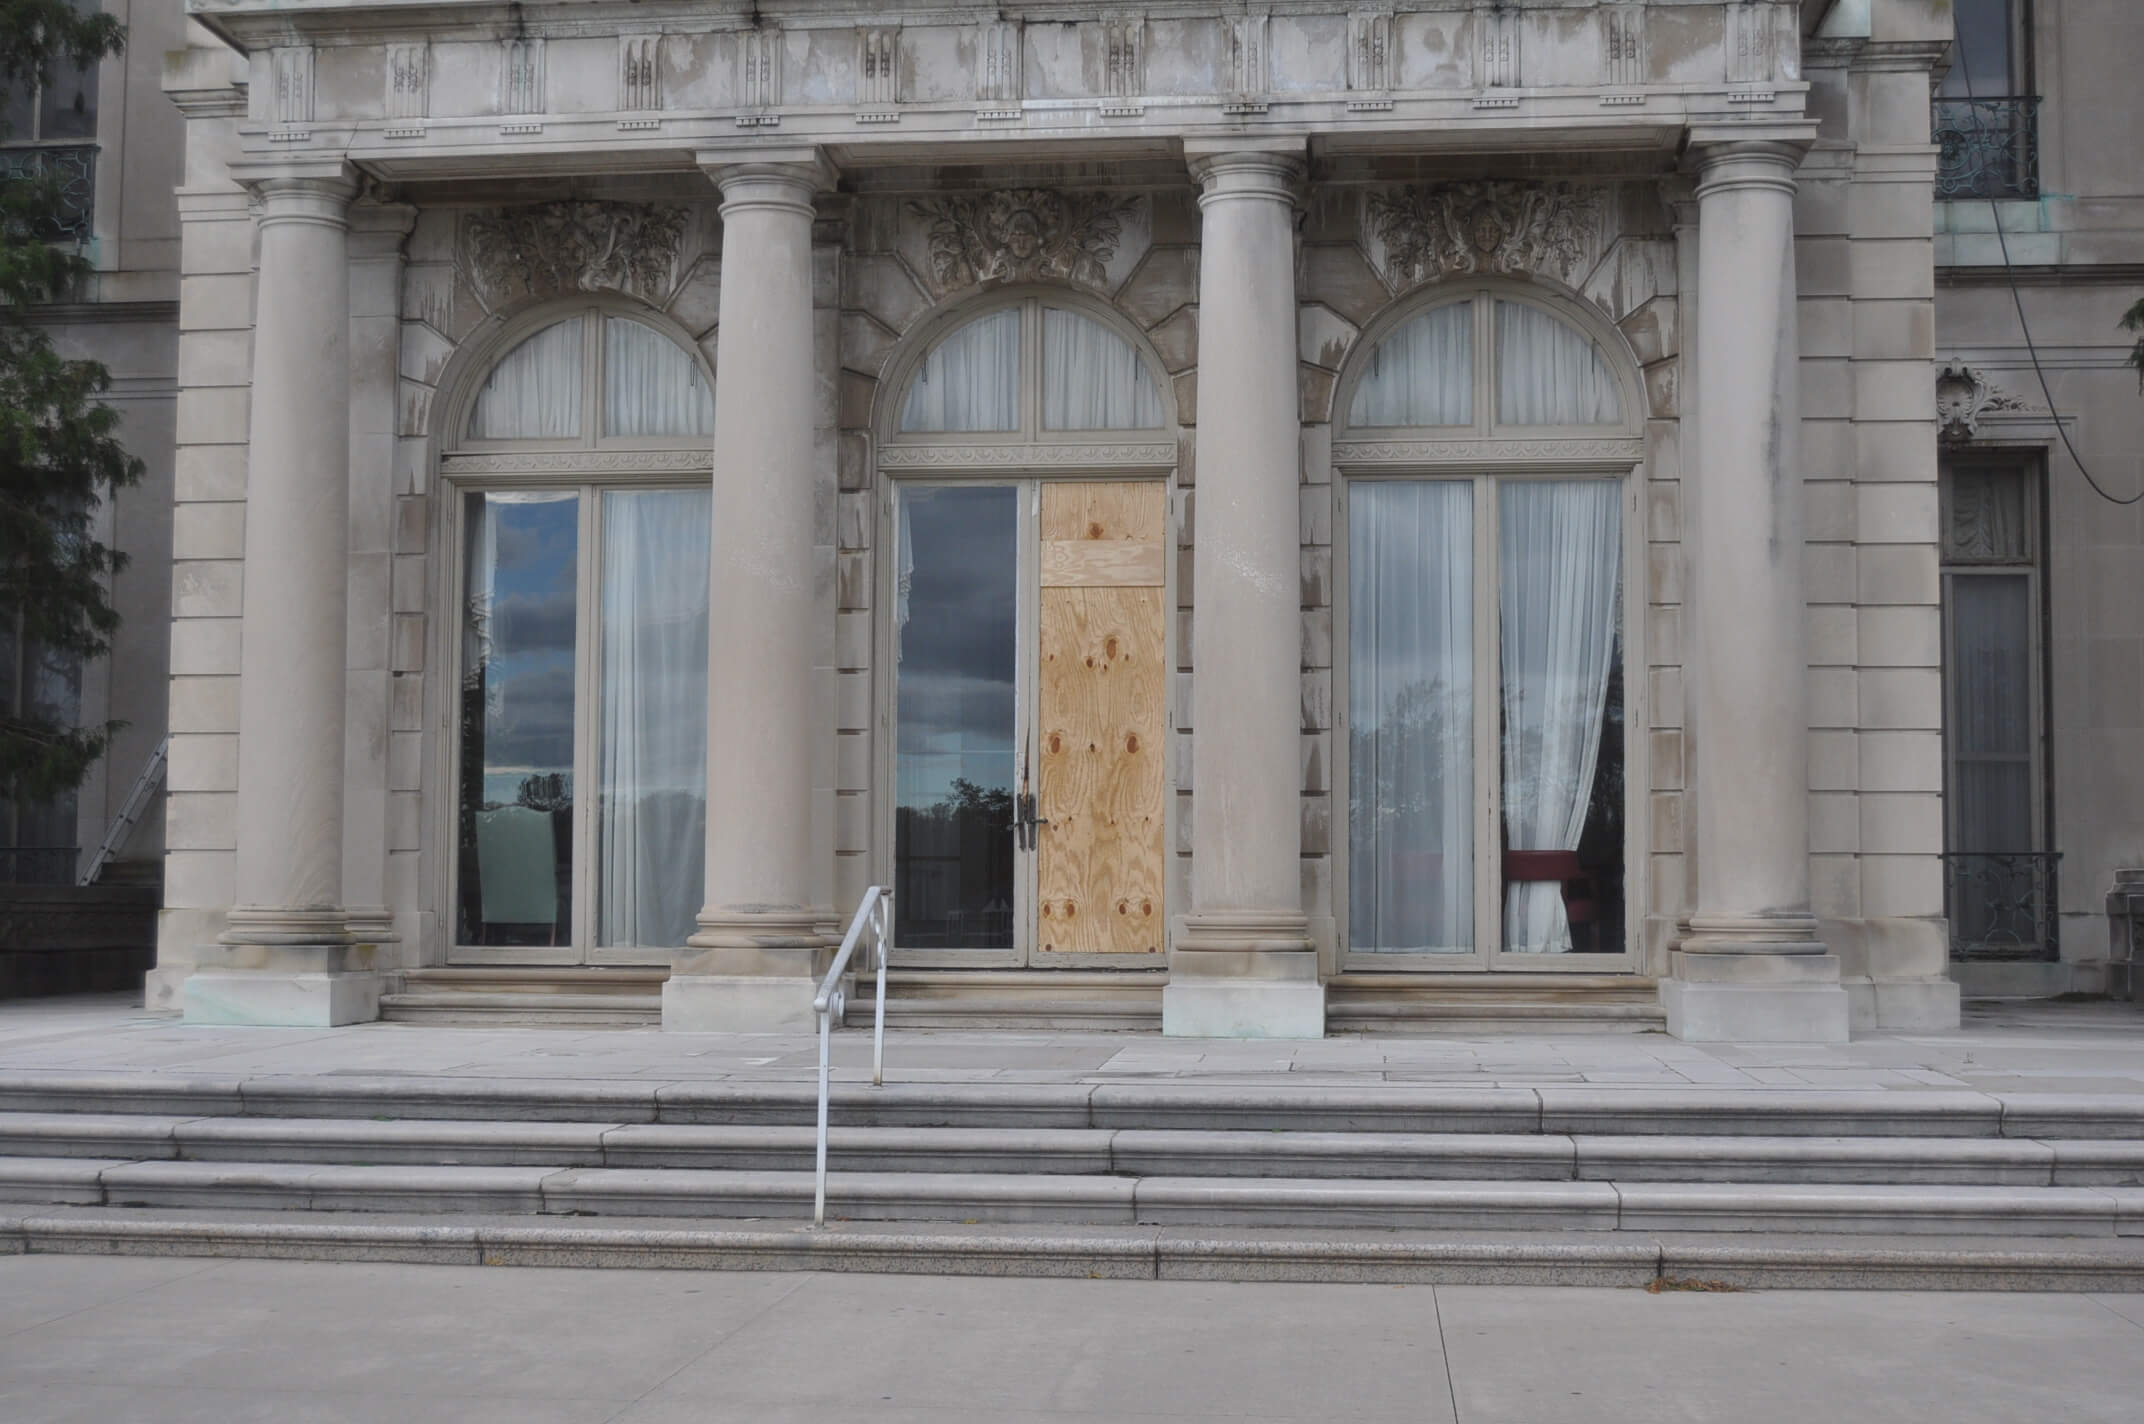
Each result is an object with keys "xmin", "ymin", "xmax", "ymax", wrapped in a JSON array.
[{"xmin": 1297, "ymin": 182, "xmax": 1677, "ymax": 426}]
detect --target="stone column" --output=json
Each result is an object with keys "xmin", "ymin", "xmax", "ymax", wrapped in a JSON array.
[
  {"xmin": 665, "ymin": 151, "xmax": 834, "ymax": 1032},
  {"xmin": 1665, "ymin": 138, "xmax": 1850, "ymax": 1042},
  {"xmin": 1164, "ymin": 140, "xmax": 1324, "ymax": 1038},
  {"xmin": 184, "ymin": 163, "xmax": 379, "ymax": 1026}
]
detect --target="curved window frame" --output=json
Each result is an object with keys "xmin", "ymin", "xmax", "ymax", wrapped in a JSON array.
[
  {"xmin": 446, "ymin": 301, "xmax": 716, "ymax": 458},
  {"xmin": 1331, "ymin": 283, "xmax": 1649, "ymax": 977},
  {"xmin": 879, "ymin": 291, "xmax": 1177, "ymax": 455},
  {"xmin": 1335, "ymin": 287, "xmax": 1641, "ymax": 445}
]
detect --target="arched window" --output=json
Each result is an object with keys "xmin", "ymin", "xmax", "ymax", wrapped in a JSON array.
[
  {"xmin": 893, "ymin": 298, "xmax": 1168, "ymax": 438},
  {"xmin": 462, "ymin": 310, "xmax": 713, "ymax": 444},
  {"xmin": 1347, "ymin": 296, "xmax": 1624, "ymax": 432},
  {"xmin": 1337, "ymin": 290, "xmax": 1639, "ymax": 969},
  {"xmin": 441, "ymin": 305, "xmax": 715, "ymax": 965}
]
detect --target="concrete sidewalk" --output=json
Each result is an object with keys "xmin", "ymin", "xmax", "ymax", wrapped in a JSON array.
[
  {"xmin": 2, "ymin": 993, "xmax": 2141, "ymax": 1097},
  {"xmin": 1, "ymin": 1253, "xmax": 2140, "ymax": 1422}
]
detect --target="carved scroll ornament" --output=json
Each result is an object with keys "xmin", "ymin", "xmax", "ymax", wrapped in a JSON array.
[
  {"xmin": 1936, "ymin": 360, "xmax": 2044, "ymax": 441},
  {"xmin": 908, "ymin": 189, "xmax": 1145, "ymax": 288},
  {"xmin": 461, "ymin": 200, "xmax": 688, "ymax": 308},
  {"xmin": 1365, "ymin": 181, "xmax": 1605, "ymax": 288}
]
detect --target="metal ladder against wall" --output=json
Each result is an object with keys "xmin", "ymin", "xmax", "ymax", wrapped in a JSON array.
[{"xmin": 78, "ymin": 737, "xmax": 167, "ymax": 886}]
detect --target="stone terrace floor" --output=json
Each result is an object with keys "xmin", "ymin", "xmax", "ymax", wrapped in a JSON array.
[{"xmin": 1, "ymin": 994, "xmax": 2141, "ymax": 1096}]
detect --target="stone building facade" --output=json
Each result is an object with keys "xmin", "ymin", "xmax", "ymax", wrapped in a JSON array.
[{"xmin": 108, "ymin": 0, "xmax": 2128, "ymax": 1040}]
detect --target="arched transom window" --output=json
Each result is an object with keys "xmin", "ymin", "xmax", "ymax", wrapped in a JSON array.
[
  {"xmin": 442, "ymin": 305, "xmax": 715, "ymax": 967},
  {"xmin": 887, "ymin": 297, "xmax": 1170, "ymax": 442},
  {"xmin": 1345, "ymin": 295, "xmax": 1625, "ymax": 434},
  {"xmin": 459, "ymin": 308, "xmax": 714, "ymax": 447},
  {"xmin": 1337, "ymin": 290, "xmax": 1640, "ymax": 973}
]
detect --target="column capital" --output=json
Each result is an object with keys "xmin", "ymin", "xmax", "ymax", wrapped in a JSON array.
[
  {"xmin": 1184, "ymin": 137, "xmax": 1306, "ymax": 207},
  {"xmin": 696, "ymin": 145, "xmax": 837, "ymax": 213},
  {"xmin": 229, "ymin": 158, "xmax": 360, "ymax": 227},
  {"xmin": 1686, "ymin": 134, "xmax": 1813, "ymax": 199}
]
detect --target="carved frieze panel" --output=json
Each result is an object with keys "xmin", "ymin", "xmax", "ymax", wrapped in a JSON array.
[
  {"xmin": 1348, "ymin": 11, "xmax": 1395, "ymax": 94},
  {"xmin": 1102, "ymin": 18, "xmax": 1145, "ymax": 99},
  {"xmin": 1363, "ymin": 181, "xmax": 1608, "ymax": 291},
  {"xmin": 386, "ymin": 43, "xmax": 428, "ymax": 121},
  {"xmin": 1223, "ymin": 14, "xmax": 1269, "ymax": 110},
  {"xmin": 977, "ymin": 21, "xmax": 1022, "ymax": 105},
  {"xmin": 741, "ymin": 27, "xmax": 783, "ymax": 112},
  {"xmin": 460, "ymin": 200, "xmax": 693, "ymax": 310},
  {"xmin": 619, "ymin": 36, "xmax": 661, "ymax": 112},
  {"xmin": 1475, "ymin": 7, "xmax": 1520, "ymax": 90},
  {"xmin": 502, "ymin": 38, "xmax": 544, "ymax": 115},
  {"xmin": 270, "ymin": 47, "xmax": 314, "ymax": 127},
  {"xmin": 1602, "ymin": 5, "xmax": 1646, "ymax": 89},
  {"xmin": 858, "ymin": 28, "xmax": 899, "ymax": 109},
  {"xmin": 899, "ymin": 189, "xmax": 1152, "ymax": 295}
]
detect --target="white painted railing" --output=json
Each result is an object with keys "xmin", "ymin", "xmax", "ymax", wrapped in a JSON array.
[{"xmin": 810, "ymin": 886, "xmax": 892, "ymax": 1227}]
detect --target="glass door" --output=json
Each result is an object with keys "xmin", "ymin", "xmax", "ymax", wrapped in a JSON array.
[{"xmin": 889, "ymin": 479, "xmax": 1169, "ymax": 967}]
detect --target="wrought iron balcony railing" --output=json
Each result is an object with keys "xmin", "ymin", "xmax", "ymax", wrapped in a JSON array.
[
  {"xmin": 0, "ymin": 143, "xmax": 97, "ymax": 241},
  {"xmin": 1942, "ymin": 851, "xmax": 2061, "ymax": 961},
  {"xmin": 1932, "ymin": 97, "xmax": 2041, "ymax": 201}
]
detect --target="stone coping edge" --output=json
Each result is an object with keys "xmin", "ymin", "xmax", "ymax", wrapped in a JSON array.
[
  {"xmin": 2, "ymin": 1071, "xmax": 2140, "ymax": 1137},
  {"xmin": 6, "ymin": 1209, "xmax": 2144, "ymax": 1291}
]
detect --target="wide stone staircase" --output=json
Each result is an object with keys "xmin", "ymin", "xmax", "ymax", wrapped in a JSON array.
[{"xmin": 0, "ymin": 1070, "xmax": 2141, "ymax": 1287}]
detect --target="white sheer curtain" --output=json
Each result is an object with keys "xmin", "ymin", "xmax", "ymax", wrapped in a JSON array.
[
  {"xmin": 1041, "ymin": 307, "xmax": 1165, "ymax": 429},
  {"xmin": 1499, "ymin": 480, "xmax": 1621, "ymax": 953},
  {"xmin": 1349, "ymin": 480, "xmax": 1474, "ymax": 952},
  {"xmin": 1496, "ymin": 302, "xmax": 1621, "ymax": 426},
  {"xmin": 900, "ymin": 308, "xmax": 1020, "ymax": 432},
  {"xmin": 470, "ymin": 319, "xmax": 583, "ymax": 439},
  {"xmin": 598, "ymin": 488, "xmax": 711, "ymax": 948},
  {"xmin": 1349, "ymin": 302, "xmax": 1472, "ymax": 428},
  {"xmin": 604, "ymin": 317, "xmax": 714, "ymax": 437}
]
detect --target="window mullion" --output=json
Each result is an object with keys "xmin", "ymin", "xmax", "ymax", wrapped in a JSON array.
[
  {"xmin": 1474, "ymin": 471, "xmax": 1500, "ymax": 962},
  {"xmin": 570, "ymin": 484, "xmax": 601, "ymax": 954}
]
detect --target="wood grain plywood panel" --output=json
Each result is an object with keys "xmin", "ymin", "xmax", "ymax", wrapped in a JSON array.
[
  {"xmin": 1037, "ymin": 482, "xmax": 1166, "ymax": 957},
  {"xmin": 1040, "ymin": 538, "xmax": 1165, "ymax": 587}
]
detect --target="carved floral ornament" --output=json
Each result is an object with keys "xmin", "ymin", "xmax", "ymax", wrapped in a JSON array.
[
  {"xmin": 1364, "ymin": 181, "xmax": 1607, "ymax": 289},
  {"xmin": 460, "ymin": 200, "xmax": 689, "ymax": 309},
  {"xmin": 907, "ymin": 189, "xmax": 1148, "ymax": 288},
  {"xmin": 1936, "ymin": 359, "xmax": 2047, "ymax": 441}
]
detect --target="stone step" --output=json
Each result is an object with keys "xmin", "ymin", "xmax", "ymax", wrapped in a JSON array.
[
  {"xmin": 3, "ymin": 1071, "xmax": 2139, "ymax": 1138},
  {"xmin": 12, "ymin": 1206, "xmax": 2144, "ymax": 1290},
  {"xmin": 379, "ymin": 992, "xmax": 663, "ymax": 1026},
  {"xmin": 0, "ymin": 1157, "xmax": 2138, "ymax": 1235},
  {"xmin": 4, "ymin": 1113, "xmax": 2142, "ymax": 1187}
]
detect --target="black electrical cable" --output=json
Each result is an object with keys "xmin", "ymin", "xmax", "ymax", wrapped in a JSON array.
[{"xmin": 1951, "ymin": 20, "xmax": 2142, "ymax": 503}]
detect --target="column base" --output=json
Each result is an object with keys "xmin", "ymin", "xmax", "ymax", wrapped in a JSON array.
[
  {"xmin": 663, "ymin": 931, "xmax": 832, "ymax": 1033},
  {"xmin": 181, "ymin": 941, "xmax": 383, "ymax": 1027},
  {"xmin": 662, "ymin": 973, "xmax": 824, "ymax": 1033},
  {"xmin": 1661, "ymin": 950, "xmax": 1851, "ymax": 1043},
  {"xmin": 1162, "ymin": 978, "xmax": 1325, "ymax": 1039},
  {"xmin": 1165, "ymin": 912, "xmax": 1324, "ymax": 1038}
]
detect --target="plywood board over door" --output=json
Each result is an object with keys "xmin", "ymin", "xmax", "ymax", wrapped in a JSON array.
[{"xmin": 1036, "ymin": 481, "xmax": 1167, "ymax": 956}]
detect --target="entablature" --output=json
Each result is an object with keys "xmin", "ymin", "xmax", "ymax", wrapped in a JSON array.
[{"xmin": 185, "ymin": 0, "xmax": 1815, "ymax": 179}]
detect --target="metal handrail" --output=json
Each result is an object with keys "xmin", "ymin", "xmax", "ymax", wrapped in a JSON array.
[{"xmin": 809, "ymin": 886, "xmax": 892, "ymax": 1227}]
